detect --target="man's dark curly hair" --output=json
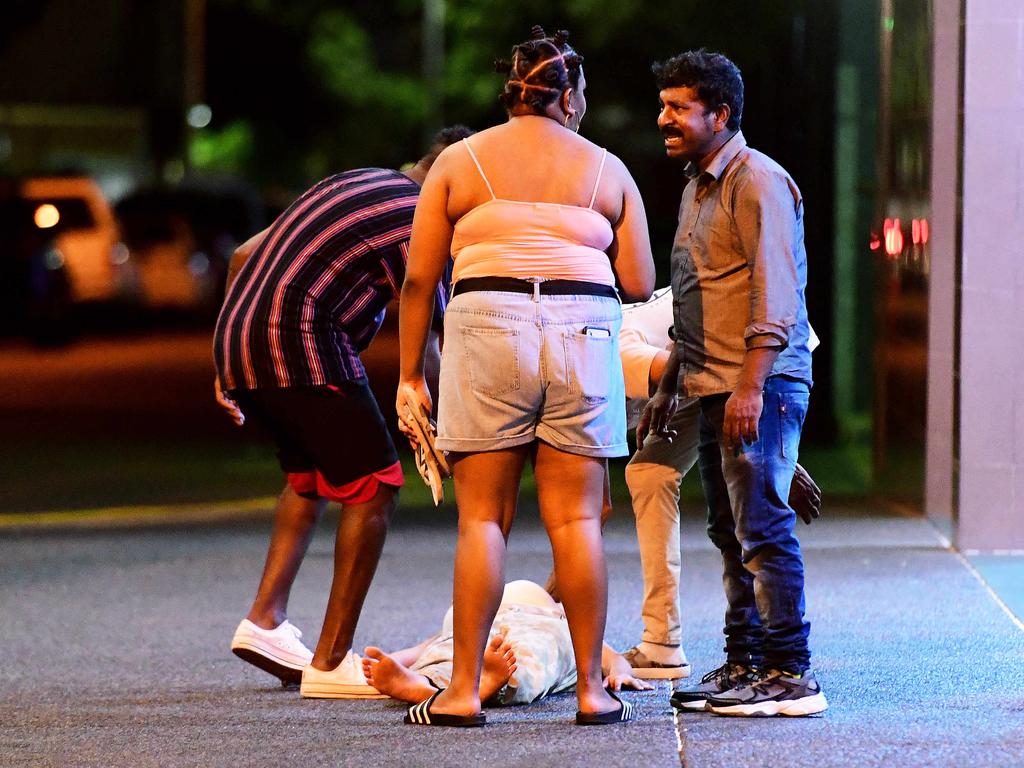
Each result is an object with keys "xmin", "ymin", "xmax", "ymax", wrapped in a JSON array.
[
  {"xmin": 421, "ymin": 124, "xmax": 476, "ymax": 165},
  {"xmin": 495, "ymin": 25, "xmax": 584, "ymax": 114},
  {"xmin": 652, "ymin": 49, "xmax": 743, "ymax": 131}
]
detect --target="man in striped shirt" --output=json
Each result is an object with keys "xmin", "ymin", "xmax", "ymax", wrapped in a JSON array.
[{"xmin": 213, "ymin": 126, "xmax": 472, "ymax": 698}]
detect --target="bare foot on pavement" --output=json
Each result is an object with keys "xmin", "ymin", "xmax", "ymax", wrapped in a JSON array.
[
  {"xmin": 480, "ymin": 633, "xmax": 517, "ymax": 702},
  {"xmin": 362, "ymin": 646, "xmax": 436, "ymax": 704}
]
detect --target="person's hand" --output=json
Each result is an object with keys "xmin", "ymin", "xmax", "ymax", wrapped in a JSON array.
[
  {"xmin": 789, "ymin": 462, "xmax": 822, "ymax": 524},
  {"xmin": 395, "ymin": 378, "xmax": 432, "ymax": 448},
  {"xmin": 637, "ymin": 390, "xmax": 679, "ymax": 446},
  {"xmin": 603, "ymin": 653, "xmax": 654, "ymax": 692},
  {"xmin": 723, "ymin": 385, "xmax": 763, "ymax": 453},
  {"xmin": 214, "ymin": 378, "xmax": 244, "ymax": 427}
]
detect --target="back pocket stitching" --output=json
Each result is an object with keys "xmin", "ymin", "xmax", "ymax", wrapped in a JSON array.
[{"xmin": 462, "ymin": 327, "xmax": 521, "ymax": 396}]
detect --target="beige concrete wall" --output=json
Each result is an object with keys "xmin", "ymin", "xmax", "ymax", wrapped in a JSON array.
[
  {"xmin": 925, "ymin": 0, "xmax": 961, "ymax": 540},
  {"xmin": 930, "ymin": 0, "xmax": 1024, "ymax": 550}
]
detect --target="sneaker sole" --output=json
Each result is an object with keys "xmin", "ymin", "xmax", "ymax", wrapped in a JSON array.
[
  {"xmin": 708, "ymin": 692, "xmax": 829, "ymax": 717},
  {"xmin": 670, "ymin": 697, "xmax": 709, "ymax": 711},
  {"xmin": 630, "ymin": 664, "xmax": 691, "ymax": 680},
  {"xmin": 231, "ymin": 645, "xmax": 306, "ymax": 685},
  {"xmin": 299, "ymin": 683, "xmax": 390, "ymax": 700}
]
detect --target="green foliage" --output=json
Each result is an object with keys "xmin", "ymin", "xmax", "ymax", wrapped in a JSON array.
[
  {"xmin": 308, "ymin": 9, "xmax": 429, "ymax": 124},
  {"xmin": 188, "ymin": 120, "xmax": 255, "ymax": 173}
]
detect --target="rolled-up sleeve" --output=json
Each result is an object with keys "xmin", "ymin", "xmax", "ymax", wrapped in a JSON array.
[
  {"xmin": 619, "ymin": 327, "xmax": 662, "ymax": 400},
  {"xmin": 733, "ymin": 170, "xmax": 802, "ymax": 350}
]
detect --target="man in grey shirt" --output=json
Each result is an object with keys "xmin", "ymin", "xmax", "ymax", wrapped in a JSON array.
[{"xmin": 639, "ymin": 49, "xmax": 827, "ymax": 717}]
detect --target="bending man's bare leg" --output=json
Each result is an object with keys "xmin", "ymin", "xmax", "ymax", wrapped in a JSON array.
[
  {"xmin": 247, "ymin": 484, "xmax": 327, "ymax": 628},
  {"xmin": 310, "ymin": 483, "xmax": 397, "ymax": 670}
]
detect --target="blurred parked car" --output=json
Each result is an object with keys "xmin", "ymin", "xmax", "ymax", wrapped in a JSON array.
[
  {"xmin": 0, "ymin": 180, "xmax": 73, "ymax": 344},
  {"xmin": 115, "ymin": 185, "xmax": 264, "ymax": 318},
  {"xmin": 18, "ymin": 176, "xmax": 133, "ymax": 305}
]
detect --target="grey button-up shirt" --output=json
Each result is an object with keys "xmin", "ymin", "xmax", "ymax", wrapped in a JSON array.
[{"xmin": 670, "ymin": 131, "xmax": 812, "ymax": 396}]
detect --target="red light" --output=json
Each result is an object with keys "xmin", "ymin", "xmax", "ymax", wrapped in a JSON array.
[
  {"xmin": 920, "ymin": 218, "xmax": 929, "ymax": 244},
  {"xmin": 869, "ymin": 233, "xmax": 881, "ymax": 251},
  {"xmin": 911, "ymin": 219, "xmax": 921, "ymax": 245},
  {"xmin": 883, "ymin": 218, "xmax": 903, "ymax": 257}
]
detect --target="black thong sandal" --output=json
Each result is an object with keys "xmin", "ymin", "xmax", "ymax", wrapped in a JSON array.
[
  {"xmin": 575, "ymin": 690, "xmax": 635, "ymax": 726},
  {"xmin": 404, "ymin": 691, "xmax": 486, "ymax": 727}
]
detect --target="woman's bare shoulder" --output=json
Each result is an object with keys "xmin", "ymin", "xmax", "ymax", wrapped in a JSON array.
[{"xmin": 600, "ymin": 149, "xmax": 635, "ymax": 182}]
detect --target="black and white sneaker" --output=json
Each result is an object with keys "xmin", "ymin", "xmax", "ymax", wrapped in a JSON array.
[
  {"xmin": 670, "ymin": 662, "xmax": 759, "ymax": 711},
  {"xmin": 706, "ymin": 668, "xmax": 828, "ymax": 717}
]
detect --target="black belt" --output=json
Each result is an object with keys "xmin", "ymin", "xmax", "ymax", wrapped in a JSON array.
[{"xmin": 452, "ymin": 276, "xmax": 618, "ymax": 300}]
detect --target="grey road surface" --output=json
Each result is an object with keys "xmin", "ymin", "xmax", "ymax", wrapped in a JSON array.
[{"xmin": 2, "ymin": 506, "xmax": 1022, "ymax": 767}]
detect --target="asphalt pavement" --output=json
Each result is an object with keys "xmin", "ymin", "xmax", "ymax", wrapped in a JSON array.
[{"xmin": 2, "ymin": 503, "xmax": 1022, "ymax": 767}]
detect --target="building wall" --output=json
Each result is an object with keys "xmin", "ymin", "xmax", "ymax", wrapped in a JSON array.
[
  {"xmin": 929, "ymin": 0, "xmax": 1024, "ymax": 550},
  {"xmin": 926, "ymin": 0, "xmax": 961, "ymax": 539}
]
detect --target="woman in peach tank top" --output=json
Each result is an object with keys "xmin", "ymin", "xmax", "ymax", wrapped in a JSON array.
[{"xmin": 398, "ymin": 26, "xmax": 655, "ymax": 727}]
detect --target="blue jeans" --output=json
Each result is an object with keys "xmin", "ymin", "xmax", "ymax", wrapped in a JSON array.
[{"xmin": 697, "ymin": 376, "xmax": 811, "ymax": 672}]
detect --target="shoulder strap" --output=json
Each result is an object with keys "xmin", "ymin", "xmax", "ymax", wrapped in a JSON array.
[
  {"xmin": 588, "ymin": 148, "xmax": 609, "ymax": 209},
  {"xmin": 462, "ymin": 138, "xmax": 496, "ymax": 200}
]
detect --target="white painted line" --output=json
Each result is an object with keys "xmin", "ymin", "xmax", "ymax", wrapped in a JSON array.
[
  {"xmin": 951, "ymin": 549, "xmax": 1024, "ymax": 634},
  {"xmin": 926, "ymin": 519, "xmax": 1024, "ymax": 634},
  {"xmin": 669, "ymin": 680, "xmax": 687, "ymax": 768}
]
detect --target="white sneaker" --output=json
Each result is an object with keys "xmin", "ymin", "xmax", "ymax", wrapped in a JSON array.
[
  {"xmin": 230, "ymin": 619, "xmax": 313, "ymax": 685},
  {"xmin": 300, "ymin": 651, "xmax": 388, "ymax": 699}
]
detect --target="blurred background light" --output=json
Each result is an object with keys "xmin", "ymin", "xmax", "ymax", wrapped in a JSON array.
[
  {"xmin": 187, "ymin": 103, "xmax": 213, "ymax": 129},
  {"xmin": 44, "ymin": 247, "xmax": 64, "ymax": 271},
  {"xmin": 34, "ymin": 204, "xmax": 60, "ymax": 229}
]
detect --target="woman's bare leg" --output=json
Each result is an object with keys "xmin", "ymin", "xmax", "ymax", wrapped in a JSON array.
[
  {"xmin": 534, "ymin": 443, "xmax": 619, "ymax": 715},
  {"xmin": 543, "ymin": 464, "xmax": 613, "ymax": 603},
  {"xmin": 427, "ymin": 447, "xmax": 527, "ymax": 716}
]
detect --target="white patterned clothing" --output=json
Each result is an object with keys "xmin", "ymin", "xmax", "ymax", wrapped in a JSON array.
[{"xmin": 408, "ymin": 582, "xmax": 576, "ymax": 705}]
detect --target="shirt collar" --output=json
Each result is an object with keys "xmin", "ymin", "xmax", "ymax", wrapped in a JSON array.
[{"xmin": 684, "ymin": 130, "xmax": 747, "ymax": 181}]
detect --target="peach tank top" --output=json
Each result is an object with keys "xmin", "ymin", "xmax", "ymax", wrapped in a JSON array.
[{"xmin": 450, "ymin": 138, "xmax": 615, "ymax": 286}]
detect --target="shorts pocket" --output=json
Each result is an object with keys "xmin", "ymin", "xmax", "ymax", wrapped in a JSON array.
[
  {"xmin": 564, "ymin": 330, "xmax": 614, "ymax": 404},
  {"xmin": 461, "ymin": 326, "xmax": 520, "ymax": 396}
]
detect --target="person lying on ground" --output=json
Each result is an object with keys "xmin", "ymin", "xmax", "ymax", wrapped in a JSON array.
[{"xmin": 362, "ymin": 580, "xmax": 653, "ymax": 706}]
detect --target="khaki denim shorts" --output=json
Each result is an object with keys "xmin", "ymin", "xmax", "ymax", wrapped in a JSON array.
[{"xmin": 436, "ymin": 290, "xmax": 627, "ymax": 457}]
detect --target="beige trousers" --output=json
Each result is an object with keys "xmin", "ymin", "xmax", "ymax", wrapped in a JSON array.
[{"xmin": 625, "ymin": 398, "xmax": 700, "ymax": 645}]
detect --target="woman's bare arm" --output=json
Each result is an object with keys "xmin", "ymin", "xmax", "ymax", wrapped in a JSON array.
[
  {"xmin": 605, "ymin": 156, "xmax": 655, "ymax": 302},
  {"xmin": 398, "ymin": 151, "xmax": 456, "ymax": 420}
]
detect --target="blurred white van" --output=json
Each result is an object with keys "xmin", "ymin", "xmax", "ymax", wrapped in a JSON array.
[{"xmin": 19, "ymin": 177, "xmax": 130, "ymax": 303}]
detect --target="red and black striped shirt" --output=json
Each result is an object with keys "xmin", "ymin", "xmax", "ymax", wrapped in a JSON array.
[{"xmin": 214, "ymin": 168, "xmax": 447, "ymax": 392}]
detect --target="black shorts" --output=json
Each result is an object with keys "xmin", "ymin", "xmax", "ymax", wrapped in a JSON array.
[{"xmin": 233, "ymin": 380, "xmax": 399, "ymax": 487}]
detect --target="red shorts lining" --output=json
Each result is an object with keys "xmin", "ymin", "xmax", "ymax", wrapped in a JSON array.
[{"xmin": 287, "ymin": 460, "xmax": 404, "ymax": 504}]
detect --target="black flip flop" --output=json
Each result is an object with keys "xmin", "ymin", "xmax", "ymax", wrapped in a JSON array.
[
  {"xmin": 575, "ymin": 690, "xmax": 635, "ymax": 726},
  {"xmin": 404, "ymin": 691, "xmax": 486, "ymax": 727}
]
